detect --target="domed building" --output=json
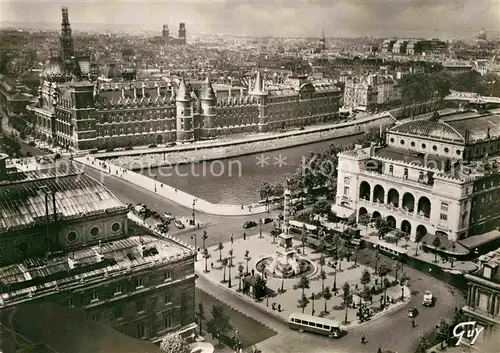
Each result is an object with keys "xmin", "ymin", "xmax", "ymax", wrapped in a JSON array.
[{"xmin": 335, "ymin": 112, "xmax": 500, "ymax": 249}]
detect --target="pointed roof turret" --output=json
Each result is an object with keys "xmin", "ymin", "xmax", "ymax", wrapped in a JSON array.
[
  {"xmin": 251, "ymin": 70, "xmax": 266, "ymax": 95},
  {"xmin": 176, "ymin": 76, "xmax": 191, "ymax": 102},
  {"xmin": 200, "ymin": 74, "xmax": 216, "ymax": 100}
]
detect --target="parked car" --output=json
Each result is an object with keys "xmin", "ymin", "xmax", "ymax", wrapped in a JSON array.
[
  {"xmin": 270, "ymin": 229, "xmax": 281, "ymax": 236},
  {"xmin": 167, "ymin": 142, "xmax": 177, "ymax": 147},
  {"xmin": 148, "ymin": 144, "xmax": 157, "ymax": 148},
  {"xmin": 422, "ymin": 291, "xmax": 433, "ymax": 306},
  {"xmin": 263, "ymin": 217, "xmax": 273, "ymax": 224},
  {"xmin": 407, "ymin": 307, "xmax": 418, "ymax": 318},
  {"xmin": 89, "ymin": 149, "xmax": 98, "ymax": 154},
  {"xmin": 243, "ymin": 221, "xmax": 258, "ymax": 229},
  {"xmin": 163, "ymin": 212, "xmax": 176, "ymax": 222},
  {"xmin": 124, "ymin": 146, "xmax": 134, "ymax": 151},
  {"xmin": 105, "ymin": 148, "xmax": 115, "ymax": 152},
  {"xmin": 174, "ymin": 220, "xmax": 185, "ymax": 229}
]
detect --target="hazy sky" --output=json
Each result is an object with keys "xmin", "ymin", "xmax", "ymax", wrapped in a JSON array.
[{"xmin": 2, "ymin": 0, "xmax": 500, "ymax": 38}]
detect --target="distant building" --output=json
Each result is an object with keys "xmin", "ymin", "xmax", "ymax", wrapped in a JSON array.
[
  {"xmin": 343, "ymin": 74, "xmax": 401, "ymax": 111},
  {"xmin": 159, "ymin": 23, "xmax": 187, "ymax": 45},
  {"xmin": 0, "ymin": 159, "xmax": 197, "ymax": 346},
  {"xmin": 385, "ymin": 38, "xmax": 447, "ymax": 56},
  {"xmin": 382, "ymin": 39, "xmax": 397, "ymax": 53},
  {"xmin": 442, "ymin": 62, "xmax": 474, "ymax": 75},
  {"xmin": 0, "ymin": 75, "xmax": 36, "ymax": 118},
  {"xmin": 478, "ymin": 27, "xmax": 487, "ymax": 41}
]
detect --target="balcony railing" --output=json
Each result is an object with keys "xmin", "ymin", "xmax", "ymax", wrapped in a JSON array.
[
  {"xmin": 358, "ymin": 198, "xmax": 431, "ymax": 220},
  {"xmin": 360, "ymin": 170, "xmax": 434, "ymax": 189}
]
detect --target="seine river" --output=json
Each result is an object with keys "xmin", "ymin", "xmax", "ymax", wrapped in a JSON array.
[{"xmin": 143, "ymin": 135, "xmax": 361, "ymax": 204}]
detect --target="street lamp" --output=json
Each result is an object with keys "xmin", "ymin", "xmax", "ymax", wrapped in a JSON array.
[
  {"xmin": 333, "ymin": 261, "xmax": 337, "ymax": 292},
  {"xmin": 192, "ymin": 198, "xmax": 197, "ymax": 226},
  {"xmin": 228, "ymin": 254, "xmax": 232, "ymax": 288},
  {"xmin": 401, "ymin": 284, "xmax": 405, "ymax": 301},
  {"xmin": 266, "ymin": 295, "xmax": 269, "ymax": 307},
  {"xmin": 415, "ymin": 241, "xmax": 420, "ymax": 256},
  {"xmin": 191, "ymin": 233, "xmax": 197, "ymax": 261},
  {"xmin": 154, "ymin": 175, "xmax": 157, "ymax": 192},
  {"xmin": 259, "ymin": 218, "xmax": 263, "ymax": 238}
]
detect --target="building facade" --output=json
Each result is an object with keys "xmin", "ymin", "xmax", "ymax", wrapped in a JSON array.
[
  {"xmin": 343, "ymin": 74, "xmax": 401, "ymax": 111},
  {"xmin": 334, "ymin": 113, "xmax": 500, "ymax": 242},
  {"xmin": 0, "ymin": 159, "xmax": 197, "ymax": 346},
  {"xmin": 461, "ymin": 250, "xmax": 500, "ymax": 351}
]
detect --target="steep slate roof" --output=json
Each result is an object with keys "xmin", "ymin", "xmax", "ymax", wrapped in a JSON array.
[
  {"xmin": 390, "ymin": 120, "xmax": 465, "ymax": 143},
  {"xmin": 0, "ymin": 166, "xmax": 125, "ymax": 232}
]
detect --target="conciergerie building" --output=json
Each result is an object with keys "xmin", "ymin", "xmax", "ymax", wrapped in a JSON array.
[
  {"xmin": 26, "ymin": 8, "xmax": 341, "ymax": 151},
  {"xmin": 334, "ymin": 111, "xmax": 500, "ymax": 244},
  {"xmin": 0, "ymin": 155, "xmax": 197, "ymax": 349}
]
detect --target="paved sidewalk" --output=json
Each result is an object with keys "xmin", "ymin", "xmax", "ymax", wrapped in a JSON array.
[
  {"xmin": 359, "ymin": 227, "xmax": 478, "ymax": 274},
  {"xmin": 195, "ymin": 231, "xmax": 411, "ymax": 331},
  {"xmin": 75, "ymin": 156, "xmax": 268, "ymax": 216}
]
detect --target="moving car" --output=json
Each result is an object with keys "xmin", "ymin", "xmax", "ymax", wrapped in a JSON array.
[
  {"xmin": 263, "ymin": 217, "xmax": 273, "ymax": 224},
  {"xmin": 174, "ymin": 220, "xmax": 185, "ymax": 229},
  {"xmin": 407, "ymin": 307, "xmax": 418, "ymax": 318},
  {"xmin": 422, "ymin": 291, "xmax": 433, "ymax": 306},
  {"xmin": 243, "ymin": 221, "xmax": 258, "ymax": 229}
]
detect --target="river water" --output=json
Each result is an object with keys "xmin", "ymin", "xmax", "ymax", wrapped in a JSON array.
[{"xmin": 141, "ymin": 134, "xmax": 362, "ymax": 204}]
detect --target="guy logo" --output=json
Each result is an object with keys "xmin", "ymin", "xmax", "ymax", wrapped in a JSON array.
[{"xmin": 452, "ymin": 321, "xmax": 483, "ymax": 346}]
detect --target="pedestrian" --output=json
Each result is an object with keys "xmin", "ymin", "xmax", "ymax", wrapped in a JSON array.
[
  {"xmin": 231, "ymin": 235, "xmax": 234, "ymax": 244},
  {"xmin": 243, "ymin": 232, "xmax": 246, "ymax": 240},
  {"xmin": 211, "ymin": 262, "xmax": 214, "ymax": 269},
  {"xmin": 197, "ymin": 222, "xmax": 200, "ymax": 229},
  {"xmin": 277, "ymin": 304, "xmax": 281, "ymax": 312},
  {"xmin": 361, "ymin": 335, "xmax": 366, "ymax": 344},
  {"xmin": 377, "ymin": 348, "xmax": 382, "ymax": 353},
  {"xmin": 412, "ymin": 319, "xmax": 416, "ymax": 328}
]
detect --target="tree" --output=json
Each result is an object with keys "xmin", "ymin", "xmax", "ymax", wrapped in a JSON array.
[
  {"xmin": 300, "ymin": 224, "xmax": 308, "ymax": 255},
  {"xmin": 298, "ymin": 293, "xmax": 310, "ymax": 313},
  {"xmin": 393, "ymin": 261, "xmax": 403, "ymax": 282},
  {"xmin": 432, "ymin": 236, "xmax": 442, "ymax": 263},
  {"xmin": 377, "ymin": 263, "xmax": 390, "ymax": 289},
  {"xmin": 394, "ymin": 230, "xmax": 405, "ymax": 246},
  {"xmin": 160, "ymin": 332, "xmax": 190, "ymax": 353},
  {"xmin": 196, "ymin": 303, "xmax": 205, "ymax": 336},
  {"xmin": 244, "ymin": 250, "xmax": 251, "ymax": 275},
  {"xmin": 320, "ymin": 286, "xmax": 332, "ymax": 314},
  {"xmin": 358, "ymin": 214, "xmax": 371, "ymax": 236},
  {"xmin": 375, "ymin": 218, "xmax": 392, "ymax": 239},
  {"xmin": 360, "ymin": 268, "xmax": 371, "ymax": 288},
  {"xmin": 337, "ymin": 247, "xmax": 350, "ymax": 270},
  {"xmin": 208, "ymin": 305, "xmax": 233, "ymax": 348},
  {"xmin": 416, "ymin": 334, "xmax": 431, "ymax": 353},
  {"xmin": 254, "ymin": 275, "xmax": 268, "ymax": 300},
  {"xmin": 297, "ymin": 275, "xmax": 310, "ymax": 297},
  {"xmin": 400, "ymin": 272, "xmax": 410, "ymax": 285},
  {"xmin": 237, "ymin": 264, "xmax": 244, "ymax": 291},
  {"xmin": 361, "ymin": 286, "xmax": 372, "ymax": 303},
  {"xmin": 260, "ymin": 182, "xmax": 273, "ymax": 208},
  {"xmin": 217, "ymin": 242, "xmax": 224, "ymax": 262},
  {"xmin": 436, "ymin": 319, "xmax": 451, "ymax": 348},
  {"xmin": 312, "ymin": 199, "xmax": 331, "ymax": 221},
  {"xmin": 342, "ymin": 282, "xmax": 353, "ymax": 324},
  {"xmin": 202, "ymin": 248, "xmax": 211, "ymax": 273}
]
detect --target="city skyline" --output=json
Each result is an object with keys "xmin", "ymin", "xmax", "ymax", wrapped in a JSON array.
[{"xmin": 2, "ymin": 0, "xmax": 500, "ymax": 39}]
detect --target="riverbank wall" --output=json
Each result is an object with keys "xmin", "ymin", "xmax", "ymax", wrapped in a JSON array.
[{"xmin": 107, "ymin": 113, "xmax": 395, "ymax": 170}]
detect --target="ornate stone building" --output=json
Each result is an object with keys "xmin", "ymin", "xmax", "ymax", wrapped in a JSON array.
[
  {"xmin": 24, "ymin": 8, "xmax": 341, "ymax": 151},
  {"xmin": 0, "ymin": 156, "xmax": 197, "ymax": 346},
  {"xmin": 334, "ymin": 112, "xmax": 500, "ymax": 242}
]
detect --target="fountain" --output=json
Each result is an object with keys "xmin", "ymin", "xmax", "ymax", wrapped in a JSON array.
[{"xmin": 255, "ymin": 180, "xmax": 315, "ymax": 278}]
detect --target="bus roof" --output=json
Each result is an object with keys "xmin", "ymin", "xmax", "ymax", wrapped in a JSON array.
[
  {"xmin": 289, "ymin": 220, "xmax": 317, "ymax": 231},
  {"xmin": 377, "ymin": 242, "xmax": 408, "ymax": 254},
  {"xmin": 288, "ymin": 312, "xmax": 340, "ymax": 327}
]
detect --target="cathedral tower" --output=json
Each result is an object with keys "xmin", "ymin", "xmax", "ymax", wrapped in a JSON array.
[
  {"xmin": 178, "ymin": 23, "xmax": 187, "ymax": 45},
  {"xmin": 199, "ymin": 75, "xmax": 217, "ymax": 140},
  {"xmin": 251, "ymin": 70, "xmax": 268, "ymax": 133},
  {"xmin": 175, "ymin": 77, "xmax": 194, "ymax": 143},
  {"xmin": 60, "ymin": 7, "xmax": 75, "ymax": 73}
]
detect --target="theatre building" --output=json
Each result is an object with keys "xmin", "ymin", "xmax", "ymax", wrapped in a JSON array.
[
  {"xmin": 334, "ymin": 112, "xmax": 500, "ymax": 243},
  {"xmin": 0, "ymin": 155, "xmax": 197, "ymax": 349}
]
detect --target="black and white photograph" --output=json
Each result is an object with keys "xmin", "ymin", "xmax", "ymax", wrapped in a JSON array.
[{"xmin": 0, "ymin": 1, "xmax": 500, "ymax": 353}]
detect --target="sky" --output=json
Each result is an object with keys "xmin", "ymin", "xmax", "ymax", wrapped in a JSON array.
[{"xmin": 2, "ymin": 0, "xmax": 500, "ymax": 38}]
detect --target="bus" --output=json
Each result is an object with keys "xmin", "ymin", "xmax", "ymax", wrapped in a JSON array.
[
  {"xmin": 375, "ymin": 242, "xmax": 407, "ymax": 261},
  {"xmin": 288, "ymin": 220, "xmax": 318, "ymax": 235},
  {"xmin": 288, "ymin": 312, "xmax": 342, "ymax": 338}
]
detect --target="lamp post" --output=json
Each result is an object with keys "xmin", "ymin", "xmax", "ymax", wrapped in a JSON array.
[
  {"xmin": 333, "ymin": 261, "xmax": 337, "ymax": 292},
  {"xmin": 154, "ymin": 175, "xmax": 157, "ymax": 192},
  {"xmin": 228, "ymin": 254, "xmax": 232, "ymax": 288},
  {"xmin": 415, "ymin": 241, "xmax": 419, "ymax": 256},
  {"xmin": 401, "ymin": 284, "xmax": 404, "ymax": 301},
  {"xmin": 266, "ymin": 295, "xmax": 269, "ymax": 307},
  {"xmin": 191, "ymin": 233, "xmax": 197, "ymax": 261},
  {"xmin": 259, "ymin": 218, "xmax": 263, "ymax": 238},
  {"xmin": 192, "ymin": 198, "xmax": 197, "ymax": 226}
]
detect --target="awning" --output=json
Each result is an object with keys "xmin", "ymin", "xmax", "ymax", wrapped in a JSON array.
[{"xmin": 458, "ymin": 230, "xmax": 500, "ymax": 250}]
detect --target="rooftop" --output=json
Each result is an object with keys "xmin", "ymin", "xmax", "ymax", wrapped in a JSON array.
[
  {"xmin": 390, "ymin": 120, "xmax": 465, "ymax": 143},
  {"xmin": 443, "ymin": 113, "xmax": 500, "ymax": 143},
  {"xmin": 0, "ymin": 165, "xmax": 126, "ymax": 233},
  {"xmin": 0, "ymin": 235, "xmax": 193, "ymax": 303},
  {"xmin": 373, "ymin": 146, "xmax": 451, "ymax": 171}
]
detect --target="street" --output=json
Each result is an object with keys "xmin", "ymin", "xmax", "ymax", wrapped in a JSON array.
[{"xmin": 81, "ymin": 162, "xmax": 466, "ymax": 353}]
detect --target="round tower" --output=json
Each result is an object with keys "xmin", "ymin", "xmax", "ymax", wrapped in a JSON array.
[
  {"xmin": 250, "ymin": 70, "xmax": 268, "ymax": 133},
  {"xmin": 200, "ymin": 75, "xmax": 217, "ymax": 140},
  {"xmin": 175, "ymin": 77, "xmax": 194, "ymax": 143}
]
